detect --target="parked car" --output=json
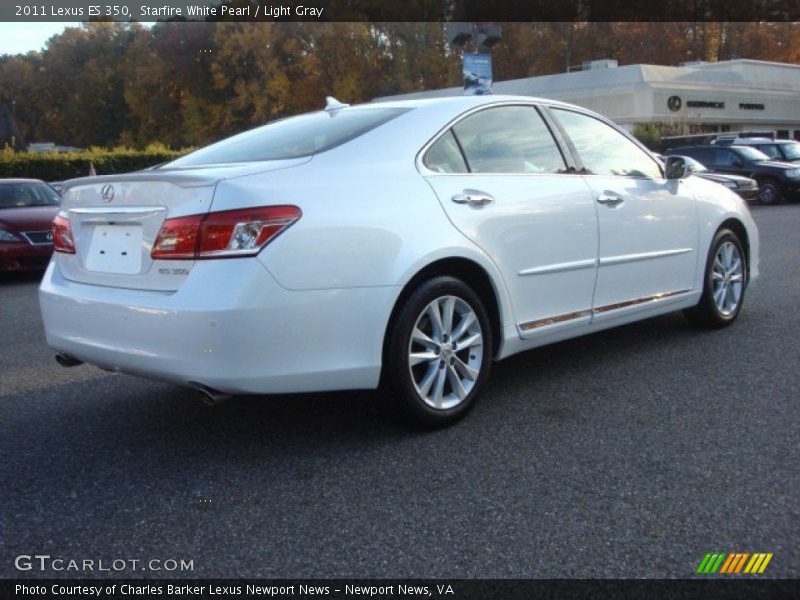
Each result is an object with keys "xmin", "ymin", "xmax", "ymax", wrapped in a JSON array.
[
  {"xmin": 680, "ymin": 156, "xmax": 759, "ymax": 201},
  {"xmin": 40, "ymin": 96, "xmax": 759, "ymax": 427},
  {"xmin": 0, "ymin": 179, "xmax": 61, "ymax": 272},
  {"xmin": 664, "ymin": 145, "xmax": 800, "ymax": 204},
  {"xmin": 738, "ymin": 139, "xmax": 800, "ymax": 164}
]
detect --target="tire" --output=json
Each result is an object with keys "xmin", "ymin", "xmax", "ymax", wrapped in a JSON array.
[
  {"xmin": 757, "ymin": 178, "xmax": 783, "ymax": 205},
  {"xmin": 684, "ymin": 229, "xmax": 747, "ymax": 328},
  {"xmin": 383, "ymin": 276, "xmax": 493, "ymax": 428}
]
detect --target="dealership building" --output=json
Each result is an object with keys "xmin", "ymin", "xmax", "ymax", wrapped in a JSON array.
[{"xmin": 378, "ymin": 58, "xmax": 800, "ymax": 139}]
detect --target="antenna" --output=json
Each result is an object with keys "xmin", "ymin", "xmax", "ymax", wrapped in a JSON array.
[{"xmin": 325, "ymin": 97, "xmax": 350, "ymax": 112}]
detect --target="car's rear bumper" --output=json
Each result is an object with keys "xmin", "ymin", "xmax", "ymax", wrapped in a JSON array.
[
  {"xmin": 39, "ymin": 259, "xmax": 398, "ymax": 394},
  {"xmin": 0, "ymin": 241, "xmax": 53, "ymax": 271}
]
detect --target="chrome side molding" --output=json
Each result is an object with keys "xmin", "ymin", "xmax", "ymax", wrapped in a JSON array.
[{"xmin": 519, "ymin": 289, "xmax": 693, "ymax": 331}]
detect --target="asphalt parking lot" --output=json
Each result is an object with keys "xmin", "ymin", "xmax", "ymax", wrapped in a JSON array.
[{"xmin": 0, "ymin": 206, "xmax": 798, "ymax": 579}]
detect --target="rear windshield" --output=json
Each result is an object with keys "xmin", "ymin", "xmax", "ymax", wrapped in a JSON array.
[
  {"xmin": 165, "ymin": 107, "xmax": 411, "ymax": 168},
  {"xmin": 0, "ymin": 182, "xmax": 61, "ymax": 208}
]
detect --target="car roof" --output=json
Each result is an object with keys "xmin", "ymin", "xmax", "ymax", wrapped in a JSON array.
[
  {"xmin": 0, "ymin": 178, "xmax": 45, "ymax": 184},
  {"xmin": 669, "ymin": 145, "xmax": 752, "ymax": 150},
  {"xmin": 371, "ymin": 94, "xmax": 581, "ymax": 111},
  {"xmin": 370, "ymin": 94, "xmax": 615, "ymax": 126}
]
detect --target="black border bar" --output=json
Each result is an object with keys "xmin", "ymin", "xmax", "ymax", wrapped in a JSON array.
[
  {"xmin": 3, "ymin": 579, "xmax": 800, "ymax": 600},
  {"xmin": 3, "ymin": 0, "xmax": 800, "ymax": 22}
]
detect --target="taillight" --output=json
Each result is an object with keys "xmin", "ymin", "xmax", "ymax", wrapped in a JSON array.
[
  {"xmin": 151, "ymin": 214, "xmax": 203, "ymax": 260},
  {"xmin": 151, "ymin": 206, "xmax": 301, "ymax": 260},
  {"xmin": 52, "ymin": 215, "xmax": 75, "ymax": 254}
]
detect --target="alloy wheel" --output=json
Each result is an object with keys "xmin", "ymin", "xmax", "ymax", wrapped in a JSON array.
[
  {"xmin": 712, "ymin": 241, "xmax": 744, "ymax": 316},
  {"xmin": 759, "ymin": 183, "xmax": 777, "ymax": 204},
  {"xmin": 407, "ymin": 295, "xmax": 484, "ymax": 410}
]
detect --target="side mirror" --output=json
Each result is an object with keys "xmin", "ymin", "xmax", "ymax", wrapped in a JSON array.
[{"xmin": 665, "ymin": 156, "xmax": 690, "ymax": 180}]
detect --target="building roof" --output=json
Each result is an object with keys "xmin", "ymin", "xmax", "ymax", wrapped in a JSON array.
[
  {"xmin": 379, "ymin": 59, "xmax": 800, "ymax": 101},
  {"xmin": 376, "ymin": 59, "xmax": 800, "ymax": 128}
]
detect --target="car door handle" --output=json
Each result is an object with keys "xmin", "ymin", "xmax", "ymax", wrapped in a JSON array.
[
  {"xmin": 452, "ymin": 189, "xmax": 495, "ymax": 207},
  {"xmin": 596, "ymin": 192, "xmax": 625, "ymax": 207}
]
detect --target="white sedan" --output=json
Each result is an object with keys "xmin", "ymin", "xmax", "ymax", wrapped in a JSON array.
[{"xmin": 40, "ymin": 95, "xmax": 759, "ymax": 427}]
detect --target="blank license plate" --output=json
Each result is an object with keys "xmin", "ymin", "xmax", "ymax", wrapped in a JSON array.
[{"xmin": 84, "ymin": 224, "xmax": 143, "ymax": 274}]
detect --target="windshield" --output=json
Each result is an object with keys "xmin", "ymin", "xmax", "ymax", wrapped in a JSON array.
[
  {"xmin": 0, "ymin": 182, "xmax": 61, "ymax": 209},
  {"xmin": 781, "ymin": 142, "xmax": 800, "ymax": 161},
  {"xmin": 165, "ymin": 107, "xmax": 411, "ymax": 168},
  {"xmin": 734, "ymin": 146, "xmax": 771, "ymax": 161},
  {"xmin": 683, "ymin": 156, "xmax": 708, "ymax": 172}
]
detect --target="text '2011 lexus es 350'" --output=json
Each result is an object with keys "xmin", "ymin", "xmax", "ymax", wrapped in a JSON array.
[{"xmin": 40, "ymin": 96, "xmax": 759, "ymax": 427}]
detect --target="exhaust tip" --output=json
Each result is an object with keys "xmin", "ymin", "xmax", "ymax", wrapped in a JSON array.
[
  {"xmin": 189, "ymin": 382, "xmax": 232, "ymax": 406},
  {"xmin": 55, "ymin": 353, "xmax": 83, "ymax": 368}
]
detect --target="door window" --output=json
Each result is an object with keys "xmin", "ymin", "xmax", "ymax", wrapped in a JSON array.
[
  {"xmin": 451, "ymin": 106, "xmax": 567, "ymax": 174},
  {"xmin": 423, "ymin": 130, "xmax": 468, "ymax": 173},
  {"xmin": 689, "ymin": 147, "xmax": 715, "ymax": 166},
  {"xmin": 552, "ymin": 108, "xmax": 662, "ymax": 179},
  {"xmin": 715, "ymin": 149, "xmax": 741, "ymax": 167},
  {"xmin": 753, "ymin": 144, "xmax": 780, "ymax": 159}
]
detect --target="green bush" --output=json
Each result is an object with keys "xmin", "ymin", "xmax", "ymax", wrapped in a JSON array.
[
  {"xmin": 0, "ymin": 146, "xmax": 191, "ymax": 181},
  {"xmin": 632, "ymin": 124, "xmax": 664, "ymax": 151}
]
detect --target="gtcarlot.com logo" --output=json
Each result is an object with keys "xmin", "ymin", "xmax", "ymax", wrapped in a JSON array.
[
  {"xmin": 14, "ymin": 555, "xmax": 194, "ymax": 572},
  {"xmin": 696, "ymin": 552, "xmax": 773, "ymax": 574}
]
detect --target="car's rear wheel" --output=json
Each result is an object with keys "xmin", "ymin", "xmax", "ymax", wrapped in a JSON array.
[
  {"xmin": 684, "ymin": 229, "xmax": 747, "ymax": 328},
  {"xmin": 383, "ymin": 276, "xmax": 492, "ymax": 428},
  {"xmin": 757, "ymin": 178, "xmax": 783, "ymax": 205}
]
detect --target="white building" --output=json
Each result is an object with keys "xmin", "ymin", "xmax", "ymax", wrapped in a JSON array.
[{"xmin": 377, "ymin": 58, "xmax": 800, "ymax": 139}]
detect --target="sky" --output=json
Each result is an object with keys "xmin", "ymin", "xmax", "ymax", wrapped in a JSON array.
[{"xmin": 0, "ymin": 23, "xmax": 82, "ymax": 55}]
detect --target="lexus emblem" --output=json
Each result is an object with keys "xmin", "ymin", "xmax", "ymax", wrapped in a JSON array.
[
  {"xmin": 46, "ymin": 232, "xmax": 54, "ymax": 242},
  {"xmin": 667, "ymin": 95, "xmax": 682, "ymax": 112},
  {"xmin": 101, "ymin": 184, "xmax": 115, "ymax": 202}
]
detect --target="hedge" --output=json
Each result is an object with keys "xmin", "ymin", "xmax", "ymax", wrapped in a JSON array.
[{"xmin": 0, "ymin": 146, "xmax": 191, "ymax": 181}]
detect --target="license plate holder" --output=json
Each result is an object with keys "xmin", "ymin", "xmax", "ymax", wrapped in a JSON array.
[{"xmin": 84, "ymin": 224, "xmax": 143, "ymax": 274}]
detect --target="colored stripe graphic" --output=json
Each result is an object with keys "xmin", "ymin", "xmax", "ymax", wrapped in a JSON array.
[
  {"xmin": 744, "ymin": 553, "xmax": 774, "ymax": 574},
  {"xmin": 697, "ymin": 554, "xmax": 713, "ymax": 574},
  {"xmin": 734, "ymin": 553, "xmax": 750, "ymax": 573},
  {"xmin": 697, "ymin": 553, "xmax": 727, "ymax": 574},
  {"xmin": 699, "ymin": 552, "xmax": 773, "ymax": 574},
  {"xmin": 720, "ymin": 553, "xmax": 738, "ymax": 574},
  {"xmin": 759, "ymin": 553, "xmax": 773, "ymax": 573},
  {"xmin": 720, "ymin": 554, "xmax": 736, "ymax": 573}
]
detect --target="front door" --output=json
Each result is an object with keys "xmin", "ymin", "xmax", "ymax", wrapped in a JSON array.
[{"xmin": 549, "ymin": 107, "xmax": 699, "ymax": 316}]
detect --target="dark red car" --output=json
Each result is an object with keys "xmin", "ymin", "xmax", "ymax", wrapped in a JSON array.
[{"xmin": 0, "ymin": 179, "xmax": 61, "ymax": 272}]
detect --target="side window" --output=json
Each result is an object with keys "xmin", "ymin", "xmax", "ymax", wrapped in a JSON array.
[
  {"xmin": 423, "ymin": 130, "xmax": 468, "ymax": 173},
  {"xmin": 452, "ymin": 106, "xmax": 567, "ymax": 174},
  {"xmin": 755, "ymin": 144, "xmax": 780, "ymax": 159},
  {"xmin": 715, "ymin": 149, "xmax": 740, "ymax": 167},
  {"xmin": 695, "ymin": 148, "xmax": 715, "ymax": 165},
  {"xmin": 552, "ymin": 108, "xmax": 662, "ymax": 179}
]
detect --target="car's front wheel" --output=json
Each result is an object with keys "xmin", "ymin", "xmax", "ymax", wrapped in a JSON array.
[
  {"xmin": 684, "ymin": 229, "xmax": 747, "ymax": 328},
  {"xmin": 757, "ymin": 178, "xmax": 783, "ymax": 205},
  {"xmin": 383, "ymin": 276, "xmax": 492, "ymax": 428}
]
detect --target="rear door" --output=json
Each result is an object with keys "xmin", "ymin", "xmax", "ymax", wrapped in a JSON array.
[
  {"xmin": 423, "ymin": 104, "xmax": 599, "ymax": 335},
  {"xmin": 548, "ymin": 107, "xmax": 698, "ymax": 317}
]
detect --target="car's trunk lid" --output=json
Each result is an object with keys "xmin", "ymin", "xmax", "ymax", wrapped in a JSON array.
[{"xmin": 56, "ymin": 159, "xmax": 309, "ymax": 291}]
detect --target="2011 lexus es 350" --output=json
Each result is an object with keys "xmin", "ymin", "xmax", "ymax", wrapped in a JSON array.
[{"xmin": 40, "ymin": 96, "xmax": 759, "ymax": 427}]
